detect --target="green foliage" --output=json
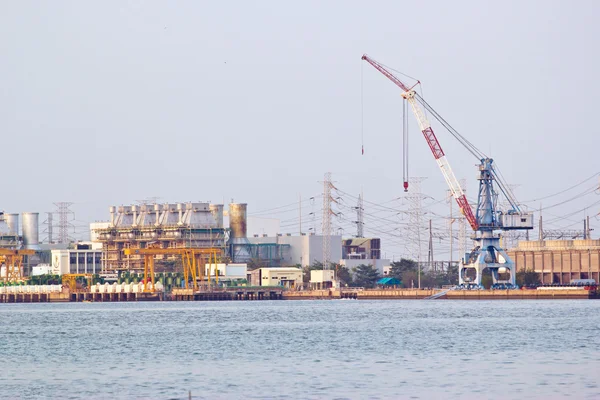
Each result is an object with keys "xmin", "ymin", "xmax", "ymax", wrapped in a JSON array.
[
  {"xmin": 335, "ymin": 265, "xmax": 352, "ymax": 286},
  {"xmin": 516, "ymin": 269, "xmax": 541, "ymax": 286},
  {"xmin": 389, "ymin": 259, "xmax": 459, "ymax": 288},
  {"xmin": 481, "ymin": 269, "xmax": 493, "ymax": 289},
  {"xmin": 302, "ymin": 261, "xmax": 323, "ymax": 283},
  {"xmin": 352, "ymin": 264, "xmax": 380, "ymax": 288},
  {"xmin": 388, "ymin": 258, "xmax": 418, "ymax": 281}
]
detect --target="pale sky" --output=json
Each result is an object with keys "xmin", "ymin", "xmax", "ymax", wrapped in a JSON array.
[{"xmin": 1, "ymin": 1, "xmax": 599, "ymax": 259}]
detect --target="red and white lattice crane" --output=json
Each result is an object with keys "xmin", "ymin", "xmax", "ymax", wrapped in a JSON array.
[{"xmin": 361, "ymin": 54, "xmax": 479, "ymax": 231}]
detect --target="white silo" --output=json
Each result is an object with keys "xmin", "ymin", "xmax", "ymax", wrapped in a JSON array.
[
  {"xmin": 5, "ymin": 214, "xmax": 19, "ymax": 235},
  {"xmin": 22, "ymin": 212, "xmax": 40, "ymax": 250}
]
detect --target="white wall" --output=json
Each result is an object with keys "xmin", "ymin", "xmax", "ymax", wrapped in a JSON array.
[
  {"xmin": 341, "ymin": 259, "xmax": 391, "ymax": 277},
  {"xmin": 51, "ymin": 250, "xmax": 70, "ymax": 275},
  {"xmin": 247, "ymin": 235, "xmax": 342, "ymax": 267},
  {"xmin": 206, "ymin": 263, "xmax": 248, "ymax": 279},
  {"xmin": 90, "ymin": 222, "xmax": 110, "ymax": 242}
]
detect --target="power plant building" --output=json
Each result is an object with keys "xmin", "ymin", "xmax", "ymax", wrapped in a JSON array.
[{"xmin": 94, "ymin": 202, "xmax": 228, "ymax": 272}]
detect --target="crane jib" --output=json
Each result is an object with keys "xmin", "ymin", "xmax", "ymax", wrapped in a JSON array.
[{"xmin": 422, "ymin": 127, "xmax": 445, "ymax": 159}]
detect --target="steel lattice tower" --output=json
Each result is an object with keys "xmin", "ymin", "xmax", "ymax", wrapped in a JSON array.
[
  {"xmin": 356, "ymin": 192, "xmax": 364, "ymax": 238},
  {"xmin": 42, "ymin": 212, "xmax": 53, "ymax": 244},
  {"xmin": 54, "ymin": 202, "xmax": 74, "ymax": 244},
  {"xmin": 405, "ymin": 177, "xmax": 426, "ymax": 263},
  {"xmin": 322, "ymin": 172, "xmax": 333, "ymax": 270}
]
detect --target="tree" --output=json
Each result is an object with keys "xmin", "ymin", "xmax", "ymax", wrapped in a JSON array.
[
  {"xmin": 481, "ymin": 269, "xmax": 493, "ymax": 289},
  {"xmin": 401, "ymin": 270, "xmax": 418, "ymax": 288},
  {"xmin": 335, "ymin": 264, "xmax": 352, "ymax": 286},
  {"xmin": 389, "ymin": 258, "xmax": 419, "ymax": 287},
  {"xmin": 389, "ymin": 258, "xmax": 418, "ymax": 281},
  {"xmin": 352, "ymin": 264, "xmax": 380, "ymax": 288},
  {"xmin": 516, "ymin": 269, "xmax": 541, "ymax": 286},
  {"xmin": 303, "ymin": 261, "xmax": 323, "ymax": 283}
]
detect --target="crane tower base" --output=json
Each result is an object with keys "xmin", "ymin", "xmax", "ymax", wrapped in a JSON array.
[{"xmin": 459, "ymin": 234, "xmax": 517, "ymax": 288}]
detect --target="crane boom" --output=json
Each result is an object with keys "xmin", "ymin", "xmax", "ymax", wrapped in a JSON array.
[{"xmin": 361, "ymin": 54, "xmax": 479, "ymax": 231}]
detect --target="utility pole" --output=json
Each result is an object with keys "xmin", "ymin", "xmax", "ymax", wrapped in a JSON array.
[
  {"xmin": 458, "ymin": 179, "xmax": 467, "ymax": 264},
  {"xmin": 448, "ymin": 190, "xmax": 453, "ymax": 267},
  {"xmin": 428, "ymin": 219, "xmax": 434, "ymax": 272}
]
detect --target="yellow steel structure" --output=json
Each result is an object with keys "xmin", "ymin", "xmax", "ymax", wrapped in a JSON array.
[
  {"xmin": 123, "ymin": 248, "xmax": 221, "ymax": 292},
  {"xmin": 0, "ymin": 249, "xmax": 35, "ymax": 284},
  {"xmin": 61, "ymin": 274, "xmax": 94, "ymax": 292}
]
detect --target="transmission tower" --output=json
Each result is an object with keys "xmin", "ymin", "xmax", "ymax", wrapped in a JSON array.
[
  {"xmin": 355, "ymin": 192, "xmax": 364, "ymax": 238},
  {"xmin": 54, "ymin": 202, "xmax": 74, "ymax": 244},
  {"xmin": 405, "ymin": 177, "xmax": 426, "ymax": 262},
  {"xmin": 457, "ymin": 179, "xmax": 467, "ymax": 263},
  {"xmin": 322, "ymin": 172, "xmax": 334, "ymax": 270},
  {"xmin": 42, "ymin": 212, "xmax": 53, "ymax": 244}
]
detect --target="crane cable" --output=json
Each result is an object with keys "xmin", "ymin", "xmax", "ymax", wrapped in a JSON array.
[
  {"xmin": 370, "ymin": 57, "xmax": 484, "ymax": 160},
  {"xmin": 413, "ymin": 93, "xmax": 485, "ymax": 160},
  {"xmin": 361, "ymin": 61, "xmax": 364, "ymax": 155}
]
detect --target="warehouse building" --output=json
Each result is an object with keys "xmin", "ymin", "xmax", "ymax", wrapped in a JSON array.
[
  {"xmin": 507, "ymin": 239, "xmax": 600, "ymax": 284},
  {"xmin": 249, "ymin": 267, "xmax": 303, "ymax": 288}
]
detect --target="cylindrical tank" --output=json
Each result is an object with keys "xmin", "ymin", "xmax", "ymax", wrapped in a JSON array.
[
  {"xmin": 5, "ymin": 213, "xmax": 19, "ymax": 235},
  {"xmin": 22, "ymin": 212, "xmax": 40, "ymax": 250},
  {"xmin": 229, "ymin": 203, "xmax": 247, "ymax": 239},
  {"xmin": 209, "ymin": 204, "xmax": 224, "ymax": 228}
]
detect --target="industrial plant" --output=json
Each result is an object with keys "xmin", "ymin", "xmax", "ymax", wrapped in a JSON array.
[{"xmin": 1, "ymin": 55, "xmax": 598, "ymax": 302}]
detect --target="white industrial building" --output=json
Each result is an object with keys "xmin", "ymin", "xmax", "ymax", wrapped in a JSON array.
[
  {"xmin": 51, "ymin": 242, "xmax": 103, "ymax": 275},
  {"xmin": 247, "ymin": 234, "xmax": 342, "ymax": 267},
  {"xmin": 249, "ymin": 267, "xmax": 303, "ymax": 288},
  {"xmin": 205, "ymin": 263, "xmax": 248, "ymax": 281},
  {"xmin": 310, "ymin": 269, "xmax": 335, "ymax": 289}
]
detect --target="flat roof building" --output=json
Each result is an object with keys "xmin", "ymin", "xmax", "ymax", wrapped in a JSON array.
[
  {"xmin": 249, "ymin": 267, "xmax": 303, "ymax": 288},
  {"xmin": 507, "ymin": 239, "xmax": 600, "ymax": 284}
]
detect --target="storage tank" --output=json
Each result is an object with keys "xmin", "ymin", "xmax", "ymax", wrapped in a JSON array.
[
  {"xmin": 209, "ymin": 204, "xmax": 224, "ymax": 228},
  {"xmin": 229, "ymin": 203, "xmax": 247, "ymax": 239},
  {"xmin": 22, "ymin": 212, "xmax": 40, "ymax": 250},
  {"xmin": 5, "ymin": 214, "xmax": 19, "ymax": 235}
]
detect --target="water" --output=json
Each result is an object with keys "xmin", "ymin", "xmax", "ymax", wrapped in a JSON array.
[{"xmin": 1, "ymin": 300, "xmax": 599, "ymax": 399}]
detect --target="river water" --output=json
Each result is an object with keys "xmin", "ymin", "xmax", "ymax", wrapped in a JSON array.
[{"xmin": 1, "ymin": 300, "xmax": 599, "ymax": 399}]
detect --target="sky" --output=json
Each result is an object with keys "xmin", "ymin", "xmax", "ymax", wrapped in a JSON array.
[{"xmin": 1, "ymin": 1, "xmax": 599, "ymax": 259}]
